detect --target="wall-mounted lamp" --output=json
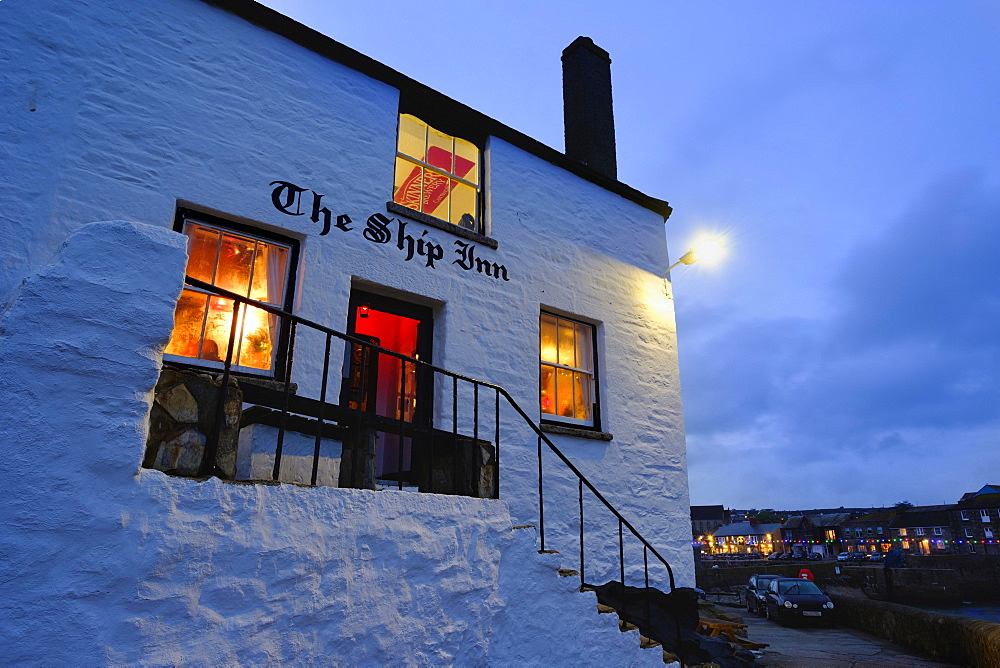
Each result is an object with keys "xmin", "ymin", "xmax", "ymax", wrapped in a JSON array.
[
  {"xmin": 359, "ymin": 305, "xmax": 370, "ymax": 318},
  {"xmin": 667, "ymin": 236, "xmax": 726, "ymax": 273}
]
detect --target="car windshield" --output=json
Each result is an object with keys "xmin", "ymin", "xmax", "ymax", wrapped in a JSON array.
[
  {"xmin": 756, "ymin": 577, "xmax": 778, "ymax": 590},
  {"xmin": 778, "ymin": 581, "xmax": 822, "ymax": 595}
]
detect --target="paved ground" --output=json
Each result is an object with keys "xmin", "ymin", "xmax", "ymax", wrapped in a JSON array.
[{"xmin": 739, "ymin": 611, "xmax": 957, "ymax": 667}]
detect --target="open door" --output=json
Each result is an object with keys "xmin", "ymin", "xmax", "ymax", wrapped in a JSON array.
[{"xmin": 342, "ymin": 290, "xmax": 433, "ymax": 487}]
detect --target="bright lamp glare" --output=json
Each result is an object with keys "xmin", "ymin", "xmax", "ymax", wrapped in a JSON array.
[{"xmin": 690, "ymin": 236, "xmax": 726, "ymax": 265}]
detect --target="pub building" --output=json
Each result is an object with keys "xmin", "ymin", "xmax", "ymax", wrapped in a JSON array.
[{"xmin": 1, "ymin": 0, "xmax": 696, "ymax": 662}]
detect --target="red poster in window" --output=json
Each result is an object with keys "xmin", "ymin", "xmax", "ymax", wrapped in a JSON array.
[{"xmin": 395, "ymin": 147, "xmax": 475, "ymax": 218}]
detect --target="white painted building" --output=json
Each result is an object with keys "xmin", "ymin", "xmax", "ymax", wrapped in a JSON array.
[{"xmin": 1, "ymin": 0, "xmax": 696, "ymax": 663}]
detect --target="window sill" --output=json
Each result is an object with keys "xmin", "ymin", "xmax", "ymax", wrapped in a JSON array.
[
  {"xmin": 540, "ymin": 423, "xmax": 613, "ymax": 441},
  {"xmin": 386, "ymin": 201, "xmax": 498, "ymax": 249}
]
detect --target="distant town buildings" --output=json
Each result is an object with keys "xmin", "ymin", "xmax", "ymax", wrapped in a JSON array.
[{"xmin": 693, "ymin": 483, "xmax": 1000, "ymax": 558}]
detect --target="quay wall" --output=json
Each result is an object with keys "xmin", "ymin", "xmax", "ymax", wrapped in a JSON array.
[{"xmin": 830, "ymin": 594, "xmax": 1000, "ymax": 668}]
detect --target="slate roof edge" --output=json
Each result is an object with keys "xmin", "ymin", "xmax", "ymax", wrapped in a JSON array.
[{"xmin": 200, "ymin": 0, "xmax": 674, "ymax": 220}]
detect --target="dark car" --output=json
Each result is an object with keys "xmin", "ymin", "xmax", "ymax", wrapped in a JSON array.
[
  {"xmin": 744, "ymin": 574, "xmax": 782, "ymax": 616},
  {"xmin": 805, "ymin": 552, "xmax": 822, "ymax": 561},
  {"xmin": 764, "ymin": 577, "xmax": 835, "ymax": 626},
  {"xmin": 766, "ymin": 553, "xmax": 781, "ymax": 561}
]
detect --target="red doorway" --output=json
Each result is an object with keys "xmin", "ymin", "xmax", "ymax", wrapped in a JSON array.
[{"xmin": 343, "ymin": 291, "xmax": 433, "ymax": 484}]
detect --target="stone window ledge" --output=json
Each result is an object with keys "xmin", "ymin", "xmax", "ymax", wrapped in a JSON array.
[
  {"xmin": 386, "ymin": 201, "xmax": 498, "ymax": 249},
  {"xmin": 540, "ymin": 423, "xmax": 613, "ymax": 441}
]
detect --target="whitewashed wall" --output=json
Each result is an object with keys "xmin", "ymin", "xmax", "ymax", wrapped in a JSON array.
[
  {"xmin": 0, "ymin": 221, "xmax": 667, "ymax": 665},
  {"xmin": 0, "ymin": 0, "xmax": 692, "ymax": 595}
]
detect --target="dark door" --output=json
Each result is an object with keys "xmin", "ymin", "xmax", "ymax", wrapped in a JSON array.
[{"xmin": 343, "ymin": 290, "xmax": 433, "ymax": 485}]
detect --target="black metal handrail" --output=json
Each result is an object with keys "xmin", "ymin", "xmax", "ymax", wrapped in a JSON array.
[{"xmin": 177, "ymin": 276, "xmax": 675, "ymax": 594}]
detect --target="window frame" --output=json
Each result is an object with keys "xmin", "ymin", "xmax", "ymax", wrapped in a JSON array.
[
  {"xmin": 934, "ymin": 527, "xmax": 943, "ymax": 536},
  {"xmin": 163, "ymin": 208, "xmax": 299, "ymax": 380},
  {"xmin": 539, "ymin": 311, "xmax": 602, "ymax": 431},
  {"xmin": 391, "ymin": 114, "xmax": 485, "ymax": 237},
  {"xmin": 965, "ymin": 527, "xmax": 974, "ymax": 538},
  {"xmin": 981, "ymin": 509, "xmax": 991, "ymax": 522},
  {"xmin": 961, "ymin": 510, "xmax": 970, "ymax": 520}
]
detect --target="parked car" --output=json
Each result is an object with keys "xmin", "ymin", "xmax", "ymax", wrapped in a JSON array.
[
  {"xmin": 744, "ymin": 574, "xmax": 782, "ymax": 616},
  {"xmin": 763, "ymin": 577, "xmax": 835, "ymax": 626},
  {"xmin": 868, "ymin": 553, "xmax": 884, "ymax": 562},
  {"xmin": 805, "ymin": 552, "xmax": 822, "ymax": 561},
  {"xmin": 776, "ymin": 553, "xmax": 792, "ymax": 560},
  {"xmin": 766, "ymin": 553, "xmax": 781, "ymax": 561},
  {"xmin": 848, "ymin": 552, "xmax": 869, "ymax": 561},
  {"xmin": 836, "ymin": 552, "xmax": 851, "ymax": 562}
]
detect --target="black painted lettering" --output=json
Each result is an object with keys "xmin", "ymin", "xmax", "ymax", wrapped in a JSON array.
[
  {"xmin": 311, "ymin": 192, "xmax": 332, "ymax": 235},
  {"xmin": 364, "ymin": 213, "xmax": 393, "ymax": 244},
  {"xmin": 452, "ymin": 240, "xmax": 474, "ymax": 270},
  {"xmin": 269, "ymin": 181, "xmax": 306, "ymax": 216},
  {"xmin": 335, "ymin": 214, "xmax": 353, "ymax": 232}
]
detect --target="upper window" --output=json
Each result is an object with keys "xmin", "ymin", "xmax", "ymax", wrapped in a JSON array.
[
  {"xmin": 899, "ymin": 528, "xmax": 907, "ymax": 537},
  {"xmin": 981, "ymin": 509, "xmax": 992, "ymax": 522},
  {"xmin": 539, "ymin": 312, "xmax": 598, "ymax": 427},
  {"xmin": 934, "ymin": 527, "xmax": 943, "ymax": 535},
  {"xmin": 164, "ymin": 211, "xmax": 297, "ymax": 376},
  {"xmin": 961, "ymin": 510, "xmax": 970, "ymax": 520},
  {"xmin": 393, "ymin": 114, "xmax": 481, "ymax": 233},
  {"xmin": 916, "ymin": 527, "xmax": 925, "ymax": 536}
]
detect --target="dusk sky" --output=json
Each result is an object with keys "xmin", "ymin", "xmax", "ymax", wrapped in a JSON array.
[{"xmin": 260, "ymin": 0, "xmax": 1000, "ymax": 511}]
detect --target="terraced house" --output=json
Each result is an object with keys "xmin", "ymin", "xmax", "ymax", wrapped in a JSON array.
[{"xmin": 0, "ymin": 0, "xmax": 701, "ymax": 663}]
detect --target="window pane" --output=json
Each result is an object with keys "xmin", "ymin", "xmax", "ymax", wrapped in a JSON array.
[
  {"xmin": 454, "ymin": 137, "xmax": 478, "ymax": 184},
  {"xmin": 185, "ymin": 224, "xmax": 220, "ymax": 284},
  {"xmin": 540, "ymin": 364, "xmax": 556, "ymax": 415},
  {"xmin": 397, "ymin": 114, "xmax": 425, "ymax": 159},
  {"xmin": 427, "ymin": 127, "xmax": 454, "ymax": 172},
  {"xmin": 540, "ymin": 314, "xmax": 558, "ymax": 363},
  {"xmin": 557, "ymin": 318, "xmax": 576, "ymax": 367},
  {"xmin": 422, "ymin": 168, "xmax": 450, "ymax": 219},
  {"xmin": 235, "ymin": 305, "xmax": 278, "ymax": 370},
  {"xmin": 216, "ymin": 234, "xmax": 255, "ymax": 295},
  {"xmin": 200, "ymin": 295, "xmax": 234, "ymax": 362},
  {"xmin": 450, "ymin": 182, "xmax": 477, "ymax": 230},
  {"xmin": 394, "ymin": 157, "xmax": 423, "ymax": 211},
  {"xmin": 574, "ymin": 372, "xmax": 592, "ymax": 421},
  {"xmin": 575, "ymin": 322, "xmax": 593, "ymax": 372},
  {"xmin": 165, "ymin": 289, "xmax": 209, "ymax": 359},
  {"xmin": 250, "ymin": 242, "xmax": 288, "ymax": 304},
  {"xmin": 556, "ymin": 367, "xmax": 575, "ymax": 418}
]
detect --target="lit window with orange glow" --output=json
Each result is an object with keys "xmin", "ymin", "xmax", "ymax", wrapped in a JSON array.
[
  {"xmin": 540, "ymin": 313, "xmax": 597, "ymax": 427},
  {"xmin": 393, "ymin": 114, "xmax": 481, "ymax": 232},
  {"xmin": 164, "ymin": 215, "xmax": 295, "ymax": 375}
]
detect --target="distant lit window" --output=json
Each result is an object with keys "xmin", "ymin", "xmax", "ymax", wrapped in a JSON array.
[
  {"xmin": 985, "ymin": 527, "xmax": 994, "ymax": 538},
  {"xmin": 825, "ymin": 530, "xmax": 836, "ymax": 541},
  {"xmin": 164, "ymin": 212, "xmax": 296, "ymax": 375},
  {"xmin": 981, "ymin": 509, "xmax": 991, "ymax": 522},
  {"xmin": 393, "ymin": 114, "xmax": 481, "ymax": 232},
  {"xmin": 539, "ymin": 312, "xmax": 598, "ymax": 427},
  {"xmin": 877, "ymin": 526, "xmax": 884, "ymax": 535},
  {"xmin": 899, "ymin": 528, "xmax": 907, "ymax": 537}
]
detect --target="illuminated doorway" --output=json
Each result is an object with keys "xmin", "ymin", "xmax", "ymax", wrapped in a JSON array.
[{"xmin": 343, "ymin": 290, "xmax": 433, "ymax": 486}]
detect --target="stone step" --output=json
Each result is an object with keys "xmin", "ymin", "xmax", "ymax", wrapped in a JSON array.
[
  {"xmin": 640, "ymin": 635, "xmax": 660, "ymax": 649},
  {"xmin": 619, "ymin": 619, "xmax": 638, "ymax": 633},
  {"xmin": 558, "ymin": 568, "xmax": 579, "ymax": 578},
  {"xmin": 597, "ymin": 603, "xmax": 616, "ymax": 614}
]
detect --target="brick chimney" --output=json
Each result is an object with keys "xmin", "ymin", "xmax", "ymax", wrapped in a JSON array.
[{"xmin": 562, "ymin": 36, "xmax": 617, "ymax": 179}]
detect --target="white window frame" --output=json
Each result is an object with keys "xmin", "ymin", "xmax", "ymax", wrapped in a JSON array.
[
  {"xmin": 985, "ymin": 527, "xmax": 994, "ymax": 539},
  {"xmin": 877, "ymin": 526, "xmax": 884, "ymax": 535},
  {"xmin": 965, "ymin": 527, "xmax": 974, "ymax": 538},
  {"xmin": 163, "ymin": 210, "xmax": 298, "ymax": 379},
  {"xmin": 539, "ymin": 312, "xmax": 600, "ymax": 429},
  {"xmin": 916, "ymin": 527, "xmax": 925, "ymax": 536},
  {"xmin": 981, "ymin": 509, "xmax": 991, "ymax": 522},
  {"xmin": 961, "ymin": 510, "xmax": 970, "ymax": 520},
  {"xmin": 934, "ymin": 527, "xmax": 943, "ymax": 536}
]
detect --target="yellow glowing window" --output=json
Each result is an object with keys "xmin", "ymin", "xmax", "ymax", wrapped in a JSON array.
[
  {"xmin": 393, "ymin": 114, "xmax": 481, "ymax": 232},
  {"xmin": 540, "ymin": 313, "xmax": 596, "ymax": 427},
  {"xmin": 164, "ymin": 217, "xmax": 294, "ymax": 374}
]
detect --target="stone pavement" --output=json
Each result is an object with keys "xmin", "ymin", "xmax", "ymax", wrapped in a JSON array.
[{"xmin": 740, "ymin": 611, "xmax": 957, "ymax": 667}]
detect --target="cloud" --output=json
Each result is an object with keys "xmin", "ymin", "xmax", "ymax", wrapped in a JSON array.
[{"xmin": 682, "ymin": 174, "xmax": 1000, "ymax": 507}]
